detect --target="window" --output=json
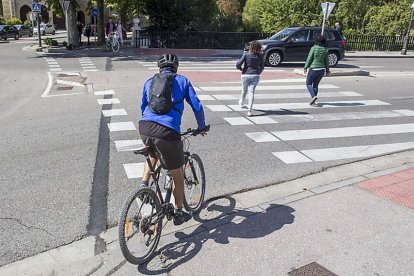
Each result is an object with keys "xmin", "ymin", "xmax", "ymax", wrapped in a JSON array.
[
  {"xmin": 289, "ymin": 30, "xmax": 309, "ymax": 42},
  {"xmin": 326, "ymin": 30, "xmax": 336, "ymax": 41}
]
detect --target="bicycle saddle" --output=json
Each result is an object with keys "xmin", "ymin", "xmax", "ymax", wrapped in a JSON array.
[{"xmin": 134, "ymin": 146, "xmax": 152, "ymax": 156}]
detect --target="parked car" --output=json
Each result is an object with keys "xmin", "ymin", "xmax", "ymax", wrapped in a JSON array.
[
  {"xmin": 33, "ymin": 24, "xmax": 56, "ymax": 36},
  {"xmin": 248, "ymin": 26, "xmax": 346, "ymax": 67},
  {"xmin": 14, "ymin": 25, "xmax": 33, "ymax": 37},
  {"xmin": 0, "ymin": 25, "xmax": 20, "ymax": 40}
]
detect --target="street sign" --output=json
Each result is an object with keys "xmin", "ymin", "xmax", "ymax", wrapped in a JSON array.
[
  {"xmin": 62, "ymin": 0, "xmax": 70, "ymax": 13},
  {"xmin": 321, "ymin": 2, "xmax": 336, "ymax": 19},
  {"xmin": 91, "ymin": 7, "xmax": 99, "ymax": 17},
  {"xmin": 32, "ymin": 3, "xmax": 41, "ymax": 13}
]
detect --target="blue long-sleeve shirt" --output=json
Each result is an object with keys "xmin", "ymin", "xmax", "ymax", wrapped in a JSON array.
[{"xmin": 140, "ymin": 71, "xmax": 206, "ymax": 134}]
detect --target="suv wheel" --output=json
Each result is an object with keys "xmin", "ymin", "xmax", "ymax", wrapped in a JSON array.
[
  {"xmin": 14, "ymin": 33, "xmax": 19, "ymax": 40},
  {"xmin": 328, "ymin": 51, "xmax": 339, "ymax": 67},
  {"xmin": 52, "ymin": 30, "xmax": 55, "ymax": 35},
  {"xmin": 266, "ymin": 51, "xmax": 283, "ymax": 67}
]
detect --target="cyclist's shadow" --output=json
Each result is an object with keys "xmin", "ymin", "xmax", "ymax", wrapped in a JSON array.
[{"xmin": 138, "ymin": 196, "xmax": 295, "ymax": 274}]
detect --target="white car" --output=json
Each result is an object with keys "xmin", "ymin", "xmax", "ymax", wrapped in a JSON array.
[{"xmin": 33, "ymin": 24, "xmax": 56, "ymax": 35}]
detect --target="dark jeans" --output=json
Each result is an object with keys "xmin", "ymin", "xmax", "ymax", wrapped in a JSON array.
[{"xmin": 306, "ymin": 69, "xmax": 325, "ymax": 98}]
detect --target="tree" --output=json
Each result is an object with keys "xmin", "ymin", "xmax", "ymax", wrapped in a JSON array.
[
  {"xmin": 216, "ymin": 0, "xmax": 242, "ymax": 31},
  {"xmin": 242, "ymin": 0, "xmax": 263, "ymax": 31},
  {"xmin": 5, "ymin": 17, "xmax": 22, "ymax": 25}
]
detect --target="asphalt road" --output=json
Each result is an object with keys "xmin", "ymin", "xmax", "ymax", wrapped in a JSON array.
[{"xmin": 0, "ymin": 40, "xmax": 413, "ymax": 266}]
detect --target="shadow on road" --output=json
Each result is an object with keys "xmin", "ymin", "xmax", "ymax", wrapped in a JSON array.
[{"xmin": 137, "ymin": 196, "xmax": 295, "ymax": 274}]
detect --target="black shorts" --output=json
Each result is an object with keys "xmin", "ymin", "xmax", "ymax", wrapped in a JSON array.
[{"xmin": 140, "ymin": 134, "xmax": 184, "ymax": 170}]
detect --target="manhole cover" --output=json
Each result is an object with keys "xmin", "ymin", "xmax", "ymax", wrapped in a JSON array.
[{"xmin": 288, "ymin": 262, "xmax": 337, "ymax": 276}]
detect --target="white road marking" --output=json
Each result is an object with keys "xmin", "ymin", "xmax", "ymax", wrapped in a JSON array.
[
  {"xmin": 248, "ymin": 116, "xmax": 278, "ymax": 124},
  {"xmin": 271, "ymin": 123, "xmax": 414, "ymax": 141},
  {"xmin": 213, "ymin": 91, "xmax": 362, "ymax": 100},
  {"xmin": 226, "ymin": 100, "xmax": 390, "ymax": 112},
  {"xmin": 84, "ymin": 69, "xmax": 98, "ymax": 72},
  {"xmin": 107, "ymin": 122, "xmax": 136, "ymax": 132},
  {"xmin": 197, "ymin": 95, "xmax": 216, "ymax": 100},
  {"xmin": 206, "ymin": 105, "xmax": 232, "ymax": 111},
  {"xmin": 221, "ymin": 79, "xmax": 305, "ymax": 84},
  {"xmin": 274, "ymin": 109, "xmax": 414, "ymax": 123},
  {"xmin": 41, "ymin": 72, "xmax": 53, "ymax": 98},
  {"xmin": 94, "ymin": 90, "xmax": 115, "ymax": 95},
  {"xmin": 114, "ymin": 140, "xmax": 144, "ymax": 151},
  {"xmin": 102, "ymin": 109, "xmax": 127, "ymax": 117},
  {"xmin": 123, "ymin": 163, "xmax": 145, "ymax": 179},
  {"xmin": 50, "ymin": 68, "xmax": 62, "ymax": 72},
  {"xmin": 56, "ymin": 79, "xmax": 84, "ymax": 87},
  {"xmin": 245, "ymin": 132, "xmax": 280, "ymax": 142},
  {"xmin": 223, "ymin": 117, "xmax": 253, "ymax": 125},
  {"xmin": 272, "ymin": 151, "xmax": 313, "ymax": 164},
  {"xmin": 198, "ymin": 84, "xmax": 339, "ymax": 92},
  {"xmin": 97, "ymin": 98, "xmax": 120, "ymax": 105},
  {"xmin": 273, "ymin": 142, "xmax": 414, "ymax": 163}
]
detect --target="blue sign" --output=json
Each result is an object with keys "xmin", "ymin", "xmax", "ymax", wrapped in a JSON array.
[
  {"xmin": 91, "ymin": 7, "xmax": 99, "ymax": 17},
  {"xmin": 32, "ymin": 3, "xmax": 41, "ymax": 13}
]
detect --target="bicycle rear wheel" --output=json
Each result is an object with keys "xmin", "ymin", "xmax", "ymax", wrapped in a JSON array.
[
  {"xmin": 183, "ymin": 154, "xmax": 206, "ymax": 213},
  {"xmin": 112, "ymin": 40, "xmax": 120, "ymax": 52},
  {"xmin": 118, "ymin": 187, "xmax": 162, "ymax": 265}
]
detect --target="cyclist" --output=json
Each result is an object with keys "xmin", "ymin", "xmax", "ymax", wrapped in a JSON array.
[{"xmin": 139, "ymin": 54, "xmax": 208, "ymax": 225}]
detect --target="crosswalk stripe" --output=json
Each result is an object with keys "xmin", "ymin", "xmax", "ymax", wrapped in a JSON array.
[
  {"xmin": 123, "ymin": 163, "xmax": 145, "ymax": 179},
  {"xmin": 221, "ymin": 79, "xmax": 305, "ymax": 84},
  {"xmin": 107, "ymin": 122, "xmax": 136, "ymax": 132},
  {"xmin": 224, "ymin": 117, "xmax": 253, "ymax": 125},
  {"xmin": 97, "ymin": 98, "xmax": 120, "ymax": 105},
  {"xmin": 197, "ymin": 84, "xmax": 339, "ymax": 92},
  {"xmin": 212, "ymin": 91, "xmax": 362, "ymax": 100},
  {"xmin": 271, "ymin": 123, "xmax": 414, "ymax": 141},
  {"xmin": 114, "ymin": 140, "xmax": 144, "ymax": 151},
  {"xmin": 246, "ymin": 132, "xmax": 280, "ymax": 142},
  {"xmin": 205, "ymin": 100, "xmax": 390, "ymax": 112},
  {"xmin": 248, "ymin": 116, "xmax": 278, "ymax": 124},
  {"xmin": 198, "ymin": 95, "xmax": 216, "ymax": 100},
  {"xmin": 273, "ymin": 142, "xmax": 414, "ymax": 163},
  {"xmin": 273, "ymin": 109, "xmax": 414, "ymax": 123},
  {"xmin": 102, "ymin": 109, "xmax": 127, "ymax": 117},
  {"xmin": 94, "ymin": 90, "xmax": 115, "ymax": 95}
]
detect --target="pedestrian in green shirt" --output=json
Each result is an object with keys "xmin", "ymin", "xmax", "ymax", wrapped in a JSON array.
[{"xmin": 304, "ymin": 36, "xmax": 330, "ymax": 106}]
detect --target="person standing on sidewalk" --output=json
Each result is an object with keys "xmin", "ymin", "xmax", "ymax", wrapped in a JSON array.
[
  {"xmin": 115, "ymin": 19, "xmax": 127, "ymax": 47},
  {"xmin": 236, "ymin": 40, "xmax": 264, "ymax": 117},
  {"xmin": 304, "ymin": 36, "xmax": 330, "ymax": 106},
  {"xmin": 77, "ymin": 21, "xmax": 84, "ymax": 46}
]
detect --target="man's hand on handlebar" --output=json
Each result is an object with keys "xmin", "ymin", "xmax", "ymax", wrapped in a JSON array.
[{"xmin": 195, "ymin": 125, "xmax": 210, "ymax": 136}]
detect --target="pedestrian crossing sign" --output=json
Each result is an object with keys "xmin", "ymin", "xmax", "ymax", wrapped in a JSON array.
[{"xmin": 32, "ymin": 3, "xmax": 41, "ymax": 13}]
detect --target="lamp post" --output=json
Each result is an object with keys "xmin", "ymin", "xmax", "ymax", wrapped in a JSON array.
[{"xmin": 401, "ymin": 2, "xmax": 414, "ymax": 55}]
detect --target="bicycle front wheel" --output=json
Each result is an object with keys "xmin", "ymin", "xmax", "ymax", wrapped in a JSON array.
[
  {"xmin": 118, "ymin": 187, "xmax": 162, "ymax": 265},
  {"xmin": 183, "ymin": 154, "xmax": 206, "ymax": 213},
  {"xmin": 112, "ymin": 40, "xmax": 120, "ymax": 52}
]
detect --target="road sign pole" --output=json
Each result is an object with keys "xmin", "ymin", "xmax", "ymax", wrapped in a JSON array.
[
  {"xmin": 321, "ymin": 3, "xmax": 329, "ymax": 36},
  {"xmin": 401, "ymin": 5, "xmax": 414, "ymax": 55},
  {"xmin": 37, "ymin": 12, "xmax": 42, "ymax": 47}
]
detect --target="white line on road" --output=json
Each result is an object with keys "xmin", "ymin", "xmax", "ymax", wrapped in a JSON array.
[
  {"xmin": 102, "ymin": 109, "xmax": 127, "ymax": 117},
  {"xmin": 197, "ymin": 84, "xmax": 339, "ymax": 92},
  {"xmin": 273, "ymin": 142, "xmax": 414, "ymax": 163},
  {"xmin": 41, "ymin": 72, "xmax": 53, "ymax": 98},
  {"xmin": 123, "ymin": 163, "xmax": 145, "ymax": 179},
  {"xmin": 271, "ymin": 123, "xmax": 414, "ymax": 141},
  {"xmin": 56, "ymin": 79, "xmax": 84, "ymax": 87},
  {"xmin": 223, "ymin": 117, "xmax": 253, "ymax": 125},
  {"xmin": 94, "ymin": 90, "xmax": 115, "ymax": 95},
  {"xmin": 213, "ymin": 91, "xmax": 362, "ymax": 100},
  {"xmin": 245, "ymin": 132, "xmax": 280, "ymax": 142},
  {"xmin": 107, "ymin": 122, "xmax": 136, "ymax": 132},
  {"xmin": 114, "ymin": 140, "xmax": 144, "ymax": 151},
  {"xmin": 97, "ymin": 98, "xmax": 120, "ymax": 105}
]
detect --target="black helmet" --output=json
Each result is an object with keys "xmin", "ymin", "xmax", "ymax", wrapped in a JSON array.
[{"xmin": 157, "ymin": 54, "xmax": 179, "ymax": 71}]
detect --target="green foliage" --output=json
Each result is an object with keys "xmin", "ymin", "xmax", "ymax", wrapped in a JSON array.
[
  {"xmin": 242, "ymin": 0, "xmax": 262, "ymax": 31},
  {"xmin": 6, "ymin": 17, "xmax": 22, "ymax": 25},
  {"xmin": 23, "ymin": 20, "xmax": 31, "ymax": 27},
  {"xmin": 0, "ymin": 16, "xmax": 6, "ymax": 25},
  {"xmin": 43, "ymin": 37, "xmax": 53, "ymax": 45},
  {"xmin": 216, "ymin": 0, "xmax": 243, "ymax": 31}
]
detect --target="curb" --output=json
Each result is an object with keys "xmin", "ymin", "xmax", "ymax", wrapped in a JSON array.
[{"xmin": 1, "ymin": 149, "xmax": 413, "ymax": 275}]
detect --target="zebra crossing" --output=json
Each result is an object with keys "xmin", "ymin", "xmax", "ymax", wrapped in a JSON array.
[
  {"xmin": 191, "ymin": 75, "xmax": 414, "ymax": 165},
  {"xmin": 42, "ymin": 56, "xmax": 99, "ymax": 72}
]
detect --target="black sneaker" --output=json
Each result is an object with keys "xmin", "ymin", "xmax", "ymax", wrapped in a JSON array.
[{"xmin": 173, "ymin": 209, "xmax": 192, "ymax": 226}]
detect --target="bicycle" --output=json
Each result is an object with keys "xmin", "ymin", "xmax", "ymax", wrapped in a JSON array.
[
  {"xmin": 105, "ymin": 32, "xmax": 120, "ymax": 52},
  {"xmin": 118, "ymin": 126, "xmax": 210, "ymax": 265}
]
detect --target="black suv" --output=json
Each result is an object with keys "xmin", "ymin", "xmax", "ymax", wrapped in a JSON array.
[
  {"xmin": 0, "ymin": 25, "xmax": 20, "ymax": 40},
  {"xmin": 252, "ymin": 26, "xmax": 346, "ymax": 67}
]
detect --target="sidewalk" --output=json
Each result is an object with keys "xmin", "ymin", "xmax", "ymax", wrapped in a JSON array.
[{"xmin": 1, "ymin": 149, "xmax": 413, "ymax": 275}]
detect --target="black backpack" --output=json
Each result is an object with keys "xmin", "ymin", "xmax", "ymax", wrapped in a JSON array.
[{"xmin": 148, "ymin": 73, "xmax": 183, "ymax": 115}]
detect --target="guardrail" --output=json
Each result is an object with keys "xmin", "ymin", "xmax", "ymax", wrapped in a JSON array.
[{"xmin": 133, "ymin": 30, "xmax": 414, "ymax": 51}]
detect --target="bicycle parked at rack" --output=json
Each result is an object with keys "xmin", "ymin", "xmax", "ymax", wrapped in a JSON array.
[
  {"xmin": 118, "ymin": 126, "xmax": 209, "ymax": 265},
  {"xmin": 105, "ymin": 31, "xmax": 120, "ymax": 52}
]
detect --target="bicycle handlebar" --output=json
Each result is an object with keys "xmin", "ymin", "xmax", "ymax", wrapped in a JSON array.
[{"xmin": 181, "ymin": 125, "xmax": 210, "ymax": 136}]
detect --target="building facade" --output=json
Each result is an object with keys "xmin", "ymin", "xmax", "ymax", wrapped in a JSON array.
[{"xmin": 1, "ymin": 0, "xmax": 101, "ymax": 29}]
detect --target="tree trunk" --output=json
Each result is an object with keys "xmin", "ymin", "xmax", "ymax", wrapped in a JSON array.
[
  {"xmin": 120, "ymin": 0, "xmax": 128, "ymax": 41},
  {"xmin": 97, "ymin": 0, "xmax": 105, "ymax": 45},
  {"xmin": 68, "ymin": 4, "xmax": 79, "ymax": 47}
]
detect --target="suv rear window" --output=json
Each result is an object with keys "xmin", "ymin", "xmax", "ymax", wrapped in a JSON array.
[{"xmin": 311, "ymin": 29, "xmax": 336, "ymax": 41}]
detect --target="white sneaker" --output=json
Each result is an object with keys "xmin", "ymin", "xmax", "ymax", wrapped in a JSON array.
[{"xmin": 247, "ymin": 111, "xmax": 252, "ymax": 117}]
